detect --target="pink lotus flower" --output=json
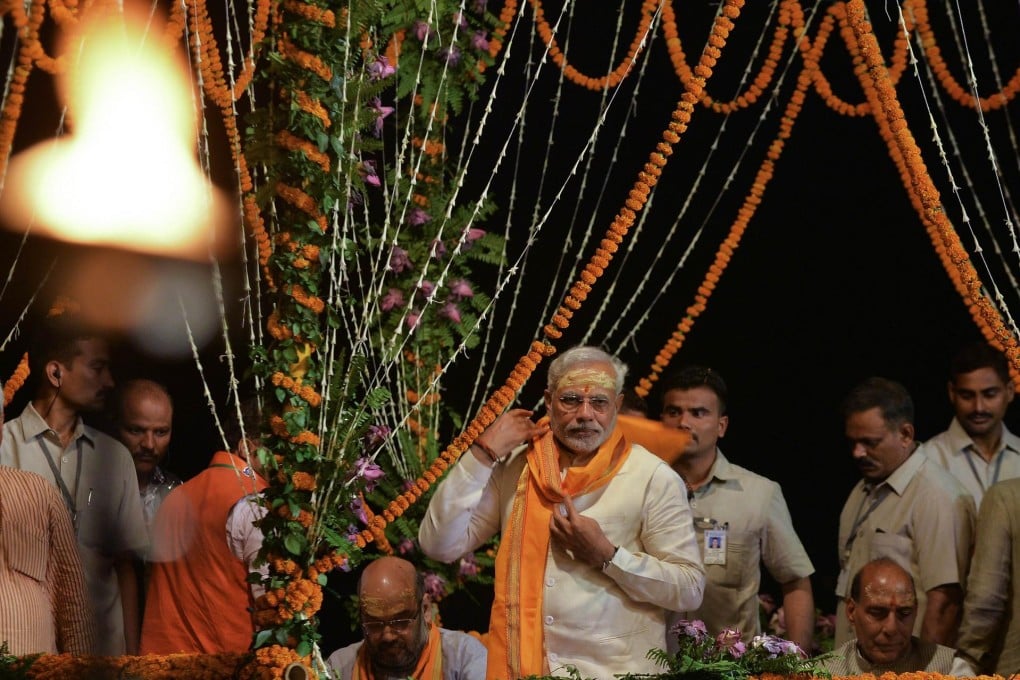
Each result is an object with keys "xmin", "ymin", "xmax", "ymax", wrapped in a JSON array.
[
  {"xmin": 449, "ymin": 279, "xmax": 474, "ymax": 300},
  {"xmin": 350, "ymin": 499, "xmax": 368, "ymax": 525},
  {"xmin": 462, "ymin": 227, "xmax": 486, "ymax": 250},
  {"xmin": 423, "ymin": 572, "xmax": 447, "ymax": 600},
  {"xmin": 390, "ymin": 246, "xmax": 412, "ymax": 273},
  {"xmin": 439, "ymin": 45, "xmax": 461, "ymax": 66},
  {"xmin": 398, "ymin": 538, "xmax": 415, "ymax": 555},
  {"xmin": 380, "ymin": 288, "xmax": 405, "ymax": 311},
  {"xmin": 471, "ymin": 31, "xmax": 489, "ymax": 51},
  {"xmin": 413, "ymin": 20, "xmax": 431, "ymax": 41},
  {"xmin": 369, "ymin": 97, "xmax": 394, "ymax": 137},
  {"xmin": 439, "ymin": 302, "xmax": 461, "ymax": 324},
  {"xmin": 360, "ymin": 160, "xmax": 380, "ymax": 186},
  {"xmin": 364, "ymin": 424, "xmax": 391, "ymax": 450},
  {"xmin": 452, "ymin": 11, "xmax": 468, "ymax": 28},
  {"xmin": 459, "ymin": 553, "xmax": 479, "ymax": 577},
  {"xmin": 418, "ymin": 280, "xmax": 436, "ymax": 298},
  {"xmin": 406, "ymin": 310, "xmax": 421, "ymax": 330},
  {"xmin": 408, "ymin": 207, "xmax": 431, "ymax": 226},
  {"xmin": 368, "ymin": 56, "xmax": 395, "ymax": 81},
  {"xmin": 354, "ymin": 456, "xmax": 385, "ymax": 492}
]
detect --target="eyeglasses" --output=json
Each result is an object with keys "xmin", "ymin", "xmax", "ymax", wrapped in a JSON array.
[
  {"xmin": 361, "ymin": 612, "xmax": 418, "ymax": 635},
  {"xmin": 557, "ymin": 393, "xmax": 613, "ymax": 414}
]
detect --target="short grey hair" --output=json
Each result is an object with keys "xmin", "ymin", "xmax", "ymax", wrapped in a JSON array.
[{"xmin": 546, "ymin": 346, "xmax": 627, "ymax": 394}]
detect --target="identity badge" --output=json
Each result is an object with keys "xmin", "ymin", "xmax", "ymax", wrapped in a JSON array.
[{"xmin": 704, "ymin": 528, "xmax": 727, "ymax": 565}]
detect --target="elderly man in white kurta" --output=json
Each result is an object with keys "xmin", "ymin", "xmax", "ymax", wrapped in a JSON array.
[{"xmin": 419, "ymin": 346, "xmax": 705, "ymax": 680}]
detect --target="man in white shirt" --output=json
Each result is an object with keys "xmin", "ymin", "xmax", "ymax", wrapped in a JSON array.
[
  {"xmin": 419, "ymin": 345, "xmax": 705, "ymax": 679},
  {"xmin": 921, "ymin": 341, "xmax": 1020, "ymax": 509},
  {"xmin": 0, "ymin": 314, "xmax": 148, "ymax": 655}
]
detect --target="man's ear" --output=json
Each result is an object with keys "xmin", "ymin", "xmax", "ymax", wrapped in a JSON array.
[
  {"xmin": 845, "ymin": 597, "xmax": 857, "ymax": 626},
  {"xmin": 46, "ymin": 361, "xmax": 64, "ymax": 388}
]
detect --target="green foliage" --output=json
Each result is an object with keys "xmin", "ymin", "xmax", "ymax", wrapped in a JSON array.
[
  {"xmin": 0, "ymin": 642, "xmax": 38, "ymax": 680},
  {"xmin": 245, "ymin": 0, "xmax": 508, "ymax": 662},
  {"xmin": 614, "ymin": 620, "xmax": 834, "ymax": 680}
]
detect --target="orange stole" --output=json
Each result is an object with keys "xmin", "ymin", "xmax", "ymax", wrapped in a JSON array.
[
  {"xmin": 487, "ymin": 426, "xmax": 632, "ymax": 680},
  {"xmin": 615, "ymin": 413, "xmax": 691, "ymax": 465},
  {"xmin": 352, "ymin": 622, "xmax": 443, "ymax": 680}
]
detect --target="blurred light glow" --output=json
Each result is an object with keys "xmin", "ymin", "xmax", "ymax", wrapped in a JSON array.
[{"xmin": 1, "ymin": 15, "xmax": 225, "ymax": 258}]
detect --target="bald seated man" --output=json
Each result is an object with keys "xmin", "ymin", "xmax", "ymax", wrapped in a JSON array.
[
  {"xmin": 327, "ymin": 557, "xmax": 486, "ymax": 679},
  {"xmin": 115, "ymin": 379, "xmax": 181, "ymax": 530},
  {"xmin": 821, "ymin": 558, "xmax": 972, "ymax": 676}
]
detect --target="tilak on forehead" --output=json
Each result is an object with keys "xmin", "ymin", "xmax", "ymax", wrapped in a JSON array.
[
  {"xmin": 556, "ymin": 367, "xmax": 616, "ymax": 391},
  {"xmin": 360, "ymin": 588, "xmax": 417, "ymax": 617},
  {"xmin": 862, "ymin": 579, "xmax": 916, "ymax": 604}
]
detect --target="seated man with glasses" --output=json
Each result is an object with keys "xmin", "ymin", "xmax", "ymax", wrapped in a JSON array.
[
  {"xmin": 326, "ymin": 556, "xmax": 486, "ymax": 679},
  {"xmin": 419, "ymin": 345, "xmax": 705, "ymax": 679}
]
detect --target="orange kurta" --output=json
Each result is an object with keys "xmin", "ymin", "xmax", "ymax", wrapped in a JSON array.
[{"xmin": 140, "ymin": 452, "xmax": 267, "ymax": 654}]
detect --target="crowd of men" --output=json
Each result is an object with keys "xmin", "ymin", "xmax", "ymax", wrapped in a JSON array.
[{"xmin": 2, "ymin": 313, "xmax": 1020, "ymax": 679}]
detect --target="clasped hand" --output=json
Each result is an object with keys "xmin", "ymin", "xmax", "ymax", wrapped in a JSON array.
[{"xmin": 550, "ymin": 495, "xmax": 616, "ymax": 569}]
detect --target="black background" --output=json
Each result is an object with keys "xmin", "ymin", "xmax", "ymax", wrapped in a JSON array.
[{"xmin": 1, "ymin": 0, "xmax": 1019, "ymax": 652}]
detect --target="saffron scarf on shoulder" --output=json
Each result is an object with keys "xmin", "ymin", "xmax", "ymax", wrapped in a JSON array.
[
  {"xmin": 352, "ymin": 621, "xmax": 443, "ymax": 680},
  {"xmin": 487, "ymin": 425, "xmax": 632, "ymax": 680}
]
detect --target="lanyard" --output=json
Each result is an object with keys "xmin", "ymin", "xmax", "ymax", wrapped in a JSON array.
[
  {"xmin": 37, "ymin": 436, "xmax": 84, "ymax": 531},
  {"xmin": 843, "ymin": 483, "xmax": 891, "ymax": 560},
  {"xmin": 964, "ymin": 448, "xmax": 1005, "ymax": 493}
]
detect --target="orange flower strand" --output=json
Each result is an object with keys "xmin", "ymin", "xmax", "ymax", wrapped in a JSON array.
[
  {"xmin": 270, "ymin": 371, "xmax": 323, "ymax": 408},
  {"xmin": 3, "ymin": 352, "xmax": 29, "ymax": 407},
  {"xmin": 278, "ymin": 34, "xmax": 332, "ymax": 82},
  {"xmin": 275, "ymin": 130, "xmax": 330, "ymax": 171},
  {"xmin": 636, "ymin": 4, "xmax": 828, "ymax": 397},
  {"xmin": 282, "ymin": 0, "xmax": 336, "ymax": 27},
  {"xmin": 529, "ymin": 0, "xmax": 659, "ymax": 91},
  {"xmin": 488, "ymin": 0, "xmax": 517, "ymax": 58},
  {"xmin": 911, "ymin": 0, "xmax": 1019, "ymax": 111},
  {"xmin": 841, "ymin": 0, "xmax": 1020, "ymax": 377},
  {"xmin": 0, "ymin": 0, "xmax": 42, "ymax": 178}
]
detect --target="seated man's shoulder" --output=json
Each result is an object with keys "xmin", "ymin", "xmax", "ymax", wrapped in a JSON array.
[
  {"xmin": 325, "ymin": 640, "xmax": 362, "ymax": 680},
  {"xmin": 439, "ymin": 628, "xmax": 487, "ymax": 679}
]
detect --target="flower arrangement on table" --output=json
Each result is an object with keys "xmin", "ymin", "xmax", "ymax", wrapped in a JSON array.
[
  {"xmin": 524, "ymin": 619, "xmax": 833, "ymax": 680},
  {"xmin": 626, "ymin": 619, "xmax": 833, "ymax": 680}
]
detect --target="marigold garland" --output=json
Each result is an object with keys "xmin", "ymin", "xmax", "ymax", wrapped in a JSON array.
[
  {"xmin": 636, "ymin": 2, "xmax": 826, "ymax": 396},
  {"xmin": 841, "ymin": 0, "xmax": 1020, "ymax": 378},
  {"xmin": 3, "ymin": 352, "xmax": 29, "ymax": 407},
  {"xmin": 529, "ymin": 0, "xmax": 660, "ymax": 91}
]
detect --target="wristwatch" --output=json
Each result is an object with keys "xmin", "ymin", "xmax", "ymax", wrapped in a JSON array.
[{"xmin": 602, "ymin": 545, "xmax": 619, "ymax": 571}]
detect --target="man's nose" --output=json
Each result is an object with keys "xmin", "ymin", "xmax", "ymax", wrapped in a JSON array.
[
  {"xmin": 143, "ymin": 432, "xmax": 156, "ymax": 449},
  {"xmin": 851, "ymin": 443, "xmax": 868, "ymax": 459},
  {"xmin": 575, "ymin": 399, "xmax": 595, "ymax": 418}
]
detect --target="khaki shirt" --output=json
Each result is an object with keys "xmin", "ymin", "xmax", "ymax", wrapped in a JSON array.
[
  {"xmin": 920, "ymin": 418, "xmax": 1020, "ymax": 509},
  {"xmin": 1, "ymin": 403, "xmax": 148, "ymax": 655},
  {"xmin": 821, "ymin": 638, "xmax": 969, "ymax": 676},
  {"xmin": 667, "ymin": 450, "xmax": 814, "ymax": 646},
  {"xmin": 956, "ymin": 477, "xmax": 1020, "ymax": 675},
  {"xmin": 835, "ymin": 451, "xmax": 975, "ymax": 645}
]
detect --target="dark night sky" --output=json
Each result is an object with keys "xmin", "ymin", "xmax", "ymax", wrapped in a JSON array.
[{"xmin": 1, "ymin": 0, "xmax": 1018, "ymax": 647}]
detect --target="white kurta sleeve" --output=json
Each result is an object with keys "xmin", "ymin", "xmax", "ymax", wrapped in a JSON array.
[
  {"xmin": 418, "ymin": 450, "xmax": 506, "ymax": 563},
  {"xmin": 603, "ymin": 462, "xmax": 705, "ymax": 613}
]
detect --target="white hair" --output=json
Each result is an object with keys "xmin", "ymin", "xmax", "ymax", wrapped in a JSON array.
[{"xmin": 546, "ymin": 346, "xmax": 627, "ymax": 394}]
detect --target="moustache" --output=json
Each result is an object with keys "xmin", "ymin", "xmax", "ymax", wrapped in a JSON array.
[{"xmin": 566, "ymin": 425, "xmax": 602, "ymax": 434}]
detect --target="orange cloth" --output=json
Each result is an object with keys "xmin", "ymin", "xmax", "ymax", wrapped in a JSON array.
[
  {"xmin": 487, "ymin": 424, "xmax": 631, "ymax": 680},
  {"xmin": 615, "ymin": 413, "xmax": 691, "ymax": 465},
  {"xmin": 352, "ymin": 621, "xmax": 443, "ymax": 680},
  {"xmin": 140, "ymin": 451, "xmax": 267, "ymax": 654}
]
